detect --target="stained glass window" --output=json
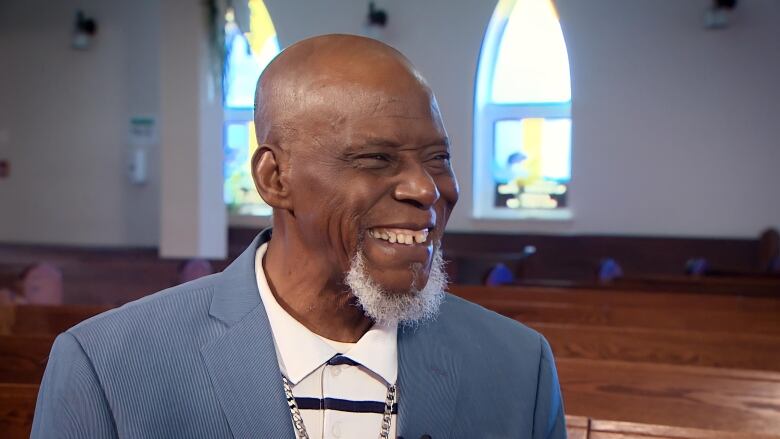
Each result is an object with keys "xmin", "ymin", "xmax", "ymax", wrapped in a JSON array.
[
  {"xmin": 223, "ymin": 0, "xmax": 280, "ymax": 216},
  {"xmin": 474, "ymin": 0, "xmax": 572, "ymax": 219}
]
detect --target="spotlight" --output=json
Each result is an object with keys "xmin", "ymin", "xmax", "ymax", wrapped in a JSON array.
[{"xmin": 368, "ymin": 2, "xmax": 387, "ymax": 27}]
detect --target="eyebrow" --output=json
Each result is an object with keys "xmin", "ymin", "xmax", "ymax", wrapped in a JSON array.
[{"xmin": 359, "ymin": 136, "xmax": 451, "ymax": 149}]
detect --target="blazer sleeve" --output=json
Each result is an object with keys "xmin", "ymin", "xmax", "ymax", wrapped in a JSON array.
[
  {"xmin": 532, "ymin": 335, "xmax": 567, "ymax": 439},
  {"xmin": 31, "ymin": 332, "xmax": 118, "ymax": 439}
]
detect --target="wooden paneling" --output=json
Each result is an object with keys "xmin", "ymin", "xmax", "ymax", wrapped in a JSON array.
[{"xmin": 440, "ymin": 232, "xmax": 760, "ymax": 281}]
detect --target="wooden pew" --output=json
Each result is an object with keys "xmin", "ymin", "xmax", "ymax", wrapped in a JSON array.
[
  {"xmin": 497, "ymin": 301, "xmax": 780, "ymax": 335},
  {"xmin": 533, "ymin": 322, "xmax": 780, "ymax": 372},
  {"xmin": 450, "ymin": 284, "xmax": 780, "ymax": 312},
  {"xmin": 589, "ymin": 419, "xmax": 780, "ymax": 439},
  {"xmin": 0, "ymin": 383, "xmax": 37, "ymax": 439},
  {"xmin": 614, "ymin": 275, "xmax": 780, "ymax": 297},
  {"xmin": 0, "ymin": 335, "xmax": 54, "ymax": 383},
  {"xmin": 558, "ymin": 358, "xmax": 780, "ymax": 435},
  {"xmin": 447, "ymin": 286, "xmax": 780, "ymax": 335},
  {"xmin": 565, "ymin": 415, "xmax": 589, "ymax": 439},
  {"xmin": 0, "ymin": 305, "xmax": 110, "ymax": 335}
]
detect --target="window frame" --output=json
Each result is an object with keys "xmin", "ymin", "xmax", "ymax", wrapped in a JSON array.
[
  {"xmin": 473, "ymin": 0, "xmax": 573, "ymax": 220},
  {"xmin": 222, "ymin": 1, "xmax": 280, "ymax": 219}
]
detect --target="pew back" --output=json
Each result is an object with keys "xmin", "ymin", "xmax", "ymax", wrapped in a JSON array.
[{"xmin": 0, "ymin": 383, "xmax": 37, "ymax": 439}]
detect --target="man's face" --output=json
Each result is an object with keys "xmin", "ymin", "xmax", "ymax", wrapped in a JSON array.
[{"xmin": 286, "ymin": 80, "xmax": 459, "ymax": 295}]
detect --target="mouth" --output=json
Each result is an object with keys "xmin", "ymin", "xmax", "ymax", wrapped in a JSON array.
[
  {"xmin": 367, "ymin": 222, "xmax": 435, "ymax": 246},
  {"xmin": 368, "ymin": 226, "xmax": 431, "ymax": 245}
]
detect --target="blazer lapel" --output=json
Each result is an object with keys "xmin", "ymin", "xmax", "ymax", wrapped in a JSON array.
[
  {"xmin": 200, "ymin": 229, "xmax": 295, "ymax": 439},
  {"xmin": 396, "ymin": 321, "xmax": 462, "ymax": 439}
]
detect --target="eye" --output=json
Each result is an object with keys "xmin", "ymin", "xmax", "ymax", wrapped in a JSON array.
[
  {"xmin": 353, "ymin": 153, "xmax": 393, "ymax": 169},
  {"xmin": 428, "ymin": 152, "xmax": 451, "ymax": 163}
]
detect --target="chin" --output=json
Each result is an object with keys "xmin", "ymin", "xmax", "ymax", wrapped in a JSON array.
[
  {"xmin": 345, "ymin": 247, "xmax": 447, "ymax": 326},
  {"xmin": 374, "ymin": 268, "xmax": 430, "ymax": 296}
]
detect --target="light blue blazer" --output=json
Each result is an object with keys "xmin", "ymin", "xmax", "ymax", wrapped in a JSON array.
[{"xmin": 32, "ymin": 230, "xmax": 566, "ymax": 438}]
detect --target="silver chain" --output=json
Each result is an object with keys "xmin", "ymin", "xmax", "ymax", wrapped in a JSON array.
[{"xmin": 282, "ymin": 374, "xmax": 396, "ymax": 439}]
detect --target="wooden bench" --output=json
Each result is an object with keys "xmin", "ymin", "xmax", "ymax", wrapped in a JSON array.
[
  {"xmin": 0, "ymin": 383, "xmax": 38, "ymax": 439},
  {"xmin": 447, "ymin": 286, "xmax": 780, "ymax": 335},
  {"xmin": 588, "ymin": 419, "xmax": 780, "ymax": 438},
  {"xmin": 0, "ymin": 305, "xmax": 110, "ymax": 335},
  {"xmin": 0, "ymin": 335, "xmax": 54, "ymax": 383},
  {"xmin": 565, "ymin": 415, "xmax": 589, "ymax": 439},
  {"xmin": 492, "ymin": 301, "xmax": 780, "ymax": 334},
  {"xmin": 532, "ymin": 322, "xmax": 780, "ymax": 371},
  {"xmin": 450, "ymin": 285, "xmax": 780, "ymax": 312},
  {"xmin": 558, "ymin": 358, "xmax": 780, "ymax": 435},
  {"xmin": 614, "ymin": 275, "xmax": 780, "ymax": 297}
]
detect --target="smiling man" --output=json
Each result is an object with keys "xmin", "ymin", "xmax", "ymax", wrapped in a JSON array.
[{"xmin": 32, "ymin": 35, "xmax": 565, "ymax": 439}]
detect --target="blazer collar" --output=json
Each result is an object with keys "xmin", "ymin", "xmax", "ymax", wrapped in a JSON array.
[
  {"xmin": 200, "ymin": 228, "xmax": 294, "ymax": 438},
  {"xmin": 207, "ymin": 228, "xmax": 271, "ymax": 325}
]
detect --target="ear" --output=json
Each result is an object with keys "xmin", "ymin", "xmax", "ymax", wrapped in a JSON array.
[{"xmin": 251, "ymin": 145, "xmax": 293, "ymax": 211}]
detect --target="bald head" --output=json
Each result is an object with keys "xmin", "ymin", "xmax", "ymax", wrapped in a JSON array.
[{"xmin": 253, "ymin": 34, "xmax": 434, "ymax": 147}]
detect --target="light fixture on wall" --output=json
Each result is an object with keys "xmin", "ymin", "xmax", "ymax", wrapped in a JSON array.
[
  {"xmin": 364, "ymin": 2, "xmax": 388, "ymax": 40},
  {"xmin": 72, "ymin": 10, "xmax": 98, "ymax": 50},
  {"xmin": 705, "ymin": 0, "xmax": 737, "ymax": 29},
  {"xmin": 368, "ymin": 2, "xmax": 388, "ymax": 27}
]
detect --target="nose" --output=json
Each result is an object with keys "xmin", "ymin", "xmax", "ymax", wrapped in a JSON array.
[{"xmin": 393, "ymin": 162, "xmax": 440, "ymax": 209}]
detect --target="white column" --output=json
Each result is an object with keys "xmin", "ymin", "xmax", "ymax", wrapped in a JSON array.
[{"xmin": 159, "ymin": 0, "xmax": 226, "ymax": 259}]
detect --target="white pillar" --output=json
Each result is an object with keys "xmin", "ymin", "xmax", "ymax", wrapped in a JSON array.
[{"xmin": 159, "ymin": 0, "xmax": 226, "ymax": 259}]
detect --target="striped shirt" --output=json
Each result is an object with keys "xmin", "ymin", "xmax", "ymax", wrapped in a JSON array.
[{"xmin": 255, "ymin": 244, "xmax": 398, "ymax": 439}]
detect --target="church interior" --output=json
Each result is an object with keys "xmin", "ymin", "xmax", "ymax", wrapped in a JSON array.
[{"xmin": 1, "ymin": 0, "xmax": 779, "ymax": 437}]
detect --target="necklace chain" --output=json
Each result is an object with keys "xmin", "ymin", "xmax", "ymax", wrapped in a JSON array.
[{"xmin": 282, "ymin": 375, "xmax": 396, "ymax": 439}]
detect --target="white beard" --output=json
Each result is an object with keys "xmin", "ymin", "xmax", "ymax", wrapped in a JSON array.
[{"xmin": 345, "ymin": 246, "xmax": 448, "ymax": 327}]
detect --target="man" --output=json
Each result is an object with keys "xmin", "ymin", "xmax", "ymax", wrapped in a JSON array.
[{"xmin": 32, "ymin": 35, "xmax": 565, "ymax": 438}]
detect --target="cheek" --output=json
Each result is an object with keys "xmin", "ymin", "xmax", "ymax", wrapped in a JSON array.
[
  {"xmin": 294, "ymin": 172, "xmax": 379, "ymax": 257},
  {"xmin": 438, "ymin": 174, "xmax": 460, "ymax": 212}
]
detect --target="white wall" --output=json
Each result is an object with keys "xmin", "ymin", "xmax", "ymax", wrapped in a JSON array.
[
  {"xmin": 0, "ymin": 0, "xmax": 777, "ymax": 246},
  {"xmin": 0, "ymin": 0, "xmax": 160, "ymax": 246}
]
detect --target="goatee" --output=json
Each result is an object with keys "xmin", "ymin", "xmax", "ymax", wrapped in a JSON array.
[{"xmin": 345, "ymin": 246, "xmax": 448, "ymax": 327}]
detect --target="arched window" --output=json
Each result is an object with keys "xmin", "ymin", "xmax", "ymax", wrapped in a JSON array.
[
  {"xmin": 474, "ymin": 0, "xmax": 572, "ymax": 220},
  {"xmin": 223, "ymin": 0, "xmax": 280, "ymax": 216}
]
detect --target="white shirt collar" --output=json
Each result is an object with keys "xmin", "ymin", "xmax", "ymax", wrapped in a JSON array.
[{"xmin": 254, "ymin": 243, "xmax": 398, "ymax": 386}]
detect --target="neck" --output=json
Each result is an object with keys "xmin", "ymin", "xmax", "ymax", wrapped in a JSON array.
[{"xmin": 263, "ymin": 226, "xmax": 373, "ymax": 343}]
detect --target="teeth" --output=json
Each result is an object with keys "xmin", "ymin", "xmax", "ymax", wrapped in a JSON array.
[{"xmin": 369, "ymin": 227, "xmax": 430, "ymax": 245}]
